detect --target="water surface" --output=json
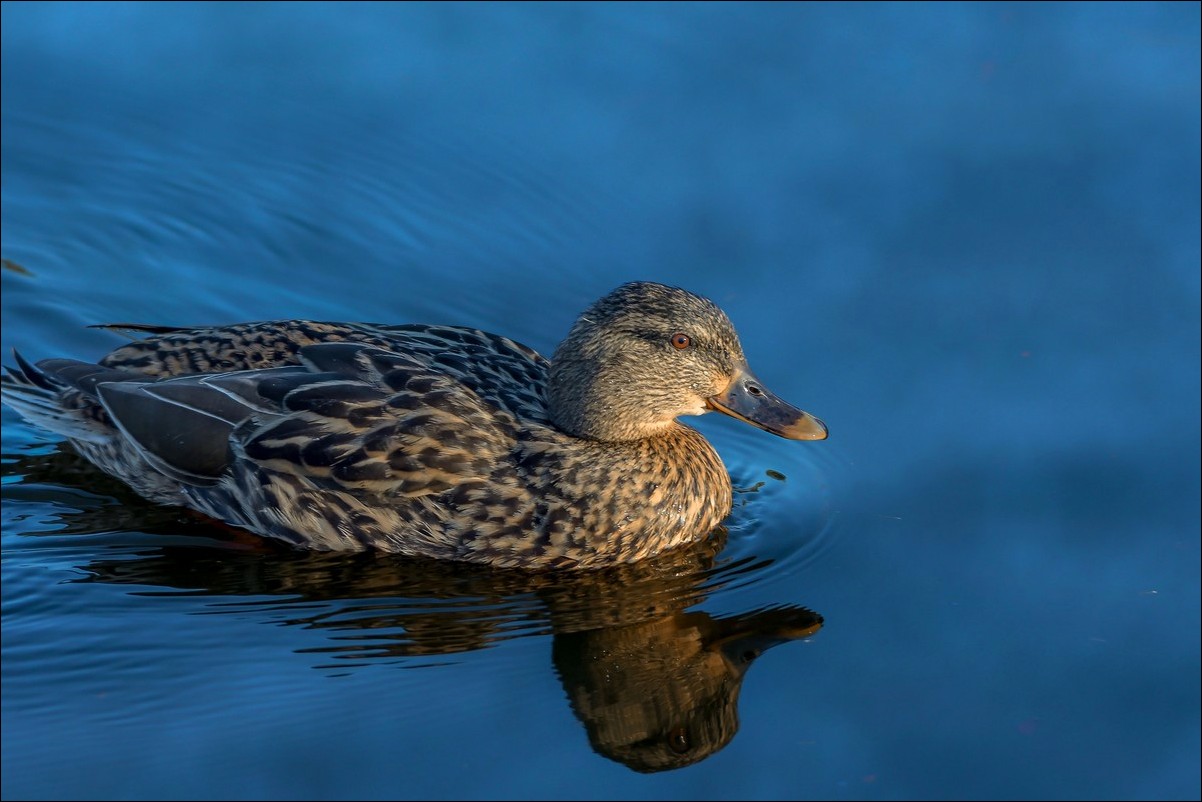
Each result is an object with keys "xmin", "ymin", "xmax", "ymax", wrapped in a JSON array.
[{"xmin": 2, "ymin": 3, "xmax": 1199, "ymax": 800}]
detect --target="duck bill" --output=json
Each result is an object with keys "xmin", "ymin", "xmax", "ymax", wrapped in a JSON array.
[
  {"xmin": 707, "ymin": 606, "xmax": 824, "ymax": 676},
  {"xmin": 705, "ymin": 368, "xmax": 828, "ymax": 441}
]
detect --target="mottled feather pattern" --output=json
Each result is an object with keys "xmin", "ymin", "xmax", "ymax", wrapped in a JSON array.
[
  {"xmin": 3, "ymin": 284, "xmax": 823, "ymax": 569},
  {"xmin": 238, "ymin": 346, "xmax": 517, "ymax": 497},
  {"xmin": 7, "ymin": 318, "xmax": 730, "ymax": 567}
]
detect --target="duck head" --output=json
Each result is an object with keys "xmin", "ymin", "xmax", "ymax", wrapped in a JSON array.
[{"xmin": 548, "ymin": 282, "xmax": 828, "ymax": 443}]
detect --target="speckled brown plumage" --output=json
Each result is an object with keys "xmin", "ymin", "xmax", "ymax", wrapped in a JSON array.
[{"xmin": 2, "ymin": 282, "xmax": 827, "ymax": 569}]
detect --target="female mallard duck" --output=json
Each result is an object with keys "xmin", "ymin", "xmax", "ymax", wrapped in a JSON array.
[{"xmin": 2, "ymin": 282, "xmax": 827, "ymax": 569}]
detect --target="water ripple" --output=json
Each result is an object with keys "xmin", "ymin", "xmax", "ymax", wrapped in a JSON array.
[{"xmin": 2, "ymin": 105, "xmax": 612, "ymax": 344}]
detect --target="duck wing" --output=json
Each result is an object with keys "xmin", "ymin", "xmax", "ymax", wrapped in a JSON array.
[
  {"xmin": 239, "ymin": 342, "xmax": 516, "ymax": 496},
  {"xmin": 31, "ymin": 342, "xmax": 515, "ymax": 496}
]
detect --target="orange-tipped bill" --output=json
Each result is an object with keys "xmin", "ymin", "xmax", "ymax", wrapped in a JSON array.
[{"xmin": 706, "ymin": 368, "xmax": 828, "ymax": 441}]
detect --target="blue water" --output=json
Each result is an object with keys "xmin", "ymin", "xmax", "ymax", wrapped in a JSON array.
[{"xmin": 2, "ymin": 3, "xmax": 1199, "ymax": 800}]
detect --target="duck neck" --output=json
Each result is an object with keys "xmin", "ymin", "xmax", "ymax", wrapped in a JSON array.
[{"xmin": 548, "ymin": 358, "xmax": 672, "ymax": 442}]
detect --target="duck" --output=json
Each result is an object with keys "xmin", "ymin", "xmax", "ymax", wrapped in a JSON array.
[{"xmin": 1, "ymin": 281, "xmax": 827, "ymax": 569}]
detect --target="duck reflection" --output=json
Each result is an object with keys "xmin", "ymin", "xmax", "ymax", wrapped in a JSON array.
[
  {"xmin": 3, "ymin": 445, "xmax": 824, "ymax": 773},
  {"xmin": 553, "ymin": 604, "xmax": 821, "ymax": 772}
]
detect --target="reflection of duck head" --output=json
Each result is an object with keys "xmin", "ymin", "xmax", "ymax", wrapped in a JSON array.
[
  {"xmin": 4, "ymin": 444, "xmax": 826, "ymax": 773},
  {"xmin": 554, "ymin": 605, "xmax": 822, "ymax": 773}
]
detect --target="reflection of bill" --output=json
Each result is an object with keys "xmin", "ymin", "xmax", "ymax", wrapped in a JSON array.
[
  {"xmin": 5, "ymin": 444, "xmax": 825, "ymax": 774},
  {"xmin": 555, "ymin": 604, "xmax": 822, "ymax": 773}
]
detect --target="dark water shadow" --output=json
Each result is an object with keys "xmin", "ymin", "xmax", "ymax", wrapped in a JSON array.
[{"xmin": 3, "ymin": 446, "xmax": 824, "ymax": 773}]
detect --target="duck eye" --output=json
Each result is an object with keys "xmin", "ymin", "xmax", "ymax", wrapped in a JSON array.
[{"xmin": 670, "ymin": 333, "xmax": 692, "ymax": 350}]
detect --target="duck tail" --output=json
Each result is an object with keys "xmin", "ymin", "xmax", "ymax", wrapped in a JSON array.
[{"xmin": 1, "ymin": 351, "xmax": 111, "ymax": 442}]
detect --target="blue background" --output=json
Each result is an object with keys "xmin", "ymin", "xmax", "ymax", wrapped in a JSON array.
[{"xmin": 2, "ymin": 3, "xmax": 1199, "ymax": 799}]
